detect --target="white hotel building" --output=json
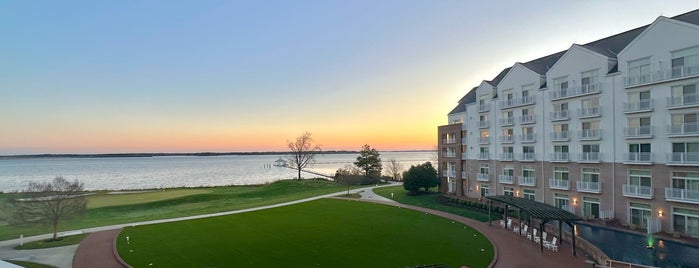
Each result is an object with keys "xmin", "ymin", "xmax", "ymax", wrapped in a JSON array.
[{"xmin": 437, "ymin": 9, "xmax": 699, "ymax": 237}]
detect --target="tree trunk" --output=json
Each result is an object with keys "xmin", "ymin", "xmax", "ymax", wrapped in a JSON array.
[
  {"xmin": 52, "ymin": 220, "xmax": 58, "ymax": 241},
  {"xmin": 298, "ymin": 168, "xmax": 301, "ymax": 180}
]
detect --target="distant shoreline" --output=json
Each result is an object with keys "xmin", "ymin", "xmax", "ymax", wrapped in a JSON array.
[{"xmin": 0, "ymin": 150, "xmax": 435, "ymax": 160}]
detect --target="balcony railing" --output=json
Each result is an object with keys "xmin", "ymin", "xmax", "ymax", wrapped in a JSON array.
[
  {"xmin": 667, "ymin": 152, "xmax": 699, "ymax": 165},
  {"xmin": 500, "ymin": 96, "xmax": 536, "ymax": 109},
  {"xmin": 461, "ymin": 171, "xmax": 467, "ymax": 178},
  {"xmin": 499, "ymin": 117, "xmax": 514, "ymax": 126},
  {"xmin": 550, "ymin": 131, "xmax": 570, "ymax": 141},
  {"xmin": 550, "ymin": 110, "xmax": 570, "ymax": 121},
  {"xmin": 520, "ymin": 133, "xmax": 536, "ymax": 143},
  {"xmin": 624, "ymin": 99, "xmax": 654, "ymax": 113},
  {"xmin": 442, "ymin": 152, "xmax": 456, "ymax": 158},
  {"xmin": 579, "ymin": 129, "xmax": 602, "ymax": 140},
  {"xmin": 518, "ymin": 176, "xmax": 535, "ymax": 186},
  {"xmin": 443, "ymin": 170, "xmax": 456, "ymax": 177},
  {"xmin": 550, "ymin": 83, "xmax": 602, "ymax": 100},
  {"xmin": 667, "ymin": 93, "xmax": 699, "ymax": 108},
  {"xmin": 519, "ymin": 153, "xmax": 535, "ymax": 161},
  {"xmin": 578, "ymin": 107, "xmax": 601, "ymax": 118},
  {"xmin": 500, "ymin": 153, "xmax": 514, "ymax": 161},
  {"xmin": 578, "ymin": 152, "xmax": 601, "ymax": 162},
  {"xmin": 499, "ymin": 135, "xmax": 514, "ymax": 143},
  {"xmin": 442, "ymin": 138, "xmax": 456, "ymax": 144},
  {"xmin": 477, "ymin": 173, "xmax": 490, "ymax": 182},
  {"xmin": 479, "ymin": 137, "xmax": 490, "ymax": 144},
  {"xmin": 624, "ymin": 126, "xmax": 653, "ymax": 138},
  {"xmin": 499, "ymin": 175, "xmax": 514, "ymax": 184},
  {"xmin": 624, "ymin": 152, "xmax": 653, "ymax": 164},
  {"xmin": 478, "ymin": 152, "xmax": 490, "ymax": 160},
  {"xmin": 550, "ymin": 152, "xmax": 569, "ymax": 162},
  {"xmin": 667, "ymin": 122, "xmax": 699, "ymax": 136},
  {"xmin": 577, "ymin": 181, "xmax": 601, "ymax": 193},
  {"xmin": 519, "ymin": 114, "xmax": 536, "ymax": 124},
  {"xmin": 625, "ymin": 65, "xmax": 699, "ymax": 87},
  {"xmin": 549, "ymin": 179, "xmax": 570, "ymax": 190},
  {"xmin": 479, "ymin": 120, "xmax": 489, "ymax": 128},
  {"xmin": 622, "ymin": 184, "xmax": 653, "ymax": 199},
  {"xmin": 478, "ymin": 103, "xmax": 490, "ymax": 112},
  {"xmin": 665, "ymin": 187, "xmax": 699, "ymax": 204}
]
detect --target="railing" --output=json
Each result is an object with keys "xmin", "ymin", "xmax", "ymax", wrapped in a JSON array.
[
  {"xmin": 599, "ymin": 210, "xmax": 614, "ymax": 220},
  {"xmin": 519, "ymin": 153, "xmax": 535, "ymax": 161},
  {"xmin": 578, "ymin": 106, "xmax": 601, "ymax": 118},
  {"xmin": 625, "ymin": 65, "xmax": 699, "ymax": 87},
  {"xmin": 442, "ymin": 152, "xmax": 456, "ymax": 158},
  {"xmin": 623, "ymin": 99, "xmax": 654, "ymax": 113},
  {"xmin": 550, "ymin": 83, "xmax": 602, "ymax": 100},
  {"xmin": 578, "ymin": 152, "xmax": 601, "ymax": 162},
  {"xmin": 500, "ymin": 96, "xmax": 536, "ymax": 109},
  {"xmin": 550, "ymin": 110, "xmax": 570, "ymax": 121},
  {"xmin": 550, "ymin": 131, "xmax": 569, "ymax": 141},
  {"xmin": 667, "ymin": 122, "xmax": 699, "ymax": 136},
  {"xmin": 443, "ymin": 170, "xmax": 456, "ymax": 177},
  {"xmin": 499, "ymin": 117, "xmax": 514, "ymax": 126},
  {"xmin": 624, "ymin": 152, "xmax": 653, "ymax": 163},
  {"xmin": 577, "ymin": 181, "xmax": 601, "ymax": 193},
  {"xmin": 477, "ymin": 173, "xmax": 490, "ymax": 182},
  {"xmin": 499, "ymin": 135, "xmax": 514, "ymax": 143},
  {"xmin": 550, "ymin": 152, "xmax": 569, "ymax": 162},
  {"xmin": 622, "ymin": 184, "xmax": 653, "ymax": 199},
  {"xmin": 479, "ymin": 120, "xmax": 489, "ymax": 128},
  {"xmin": 578, "ymin": 129, "xmax": 602, "ymax": 140},
  {"xmin": 624, "ymin": 126, "xmax": 653, "ymax": 138},
  {"xmin": 500, "ymin": 153, "xmax": 514, "ymax": 161},
  {"xmin": 461, "ymin": 171, "xmax": 467, "ymax": 178},
  {"xmin": 479, "ymin": 137, "xmax": 490, "ymax": 144},
  {"xmin": 519, "ymin": 114, "xmax": 536, "ymax": 124},
  {"xmin": 519, "ymin": 133, "xmax": 536, "ymax": 143},
  {"xmin": 442, "ymin": 138, "xmax": 456, "ymax": 144},
  {"xmin": 518, "ymin": 176, "xmax": 535, "ymax": 186},
  {"xmin": 667, "ymin": 152, "xmax": 699, "ymax": 165},
  {"xmin": 667, "ymin": 93, "xmax": 699, "ymax": 108},
  {"xmin": 478, "ymin": 152, "xmax": 490, "ymax": 160},
  {"xmin": 549, "ymin": 179, "xmax": 569, "ymax": 190},
  {"xmin": 499, "ymin": 175, "xmax": 514, "ymax": 184},
  {"xmin": 665, "ymin": 187, "xmax": 699, "ymax": 204},
  {"xmin": 478, "ymin": 103, "xmax": 490, "ymax": 112}
]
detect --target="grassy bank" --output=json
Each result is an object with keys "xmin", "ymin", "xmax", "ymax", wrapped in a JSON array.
[
  {"xmin": 373, "ymin": 185, "xmax": 491, "ymax": 222},
  {"xmin": 0, "ymin": 179, "xmax": 350, "ymax": 241}
]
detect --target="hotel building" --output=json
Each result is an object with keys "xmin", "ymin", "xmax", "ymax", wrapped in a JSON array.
[{"xmin": 438, "ymin": 9, "xmax": 699, "ymax": 237}]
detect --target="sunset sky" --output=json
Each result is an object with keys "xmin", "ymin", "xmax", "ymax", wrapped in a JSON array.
[{"xmin": 1, "ymin": 1, "xmax": 697, "ymax": 154}]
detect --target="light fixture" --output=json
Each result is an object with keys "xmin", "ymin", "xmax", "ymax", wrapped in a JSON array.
[
  {"xmin": 658, "ymin": 210, "xmax": 663, "ymax": 217},
  {"xmin": 573, "ymin": 198, "xmax": 578, "ymax": 205}
]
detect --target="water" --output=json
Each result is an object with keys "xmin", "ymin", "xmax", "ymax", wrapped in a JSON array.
[
  {"xmin": 574, "ymin": 223, "xmax": 699, "ymax": 267},
  {"xmin": 0, "ymin": 151, "xmax": 434, "ymax": 191}
]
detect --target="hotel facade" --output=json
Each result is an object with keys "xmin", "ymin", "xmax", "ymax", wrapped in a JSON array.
[{"xmin": 438, "ymin": 10, "xmax": 699, "ymax": 238}]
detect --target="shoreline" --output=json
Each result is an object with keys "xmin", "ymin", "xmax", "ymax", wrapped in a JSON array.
[{"xmin": 0, "ymin": 149, "xmax": 435, "ymax": 159}]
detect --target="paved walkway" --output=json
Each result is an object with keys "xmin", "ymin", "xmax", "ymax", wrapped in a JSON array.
[{"xmin": 72, "ymin": 229, "xmax": 123, "ymax": 268}]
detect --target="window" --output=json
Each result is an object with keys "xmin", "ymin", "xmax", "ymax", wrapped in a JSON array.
[
  {"xmin": 502, "ymin": 128, "xmax": 514, "ymax": 142},
  {"xmin": 581, "ymin": 121, "xmax": 601, "ymax": 139},
  {"xmin": 552, "ymin": 102, "xmax": 569, "ymax": 120},
  {"xmin": 581, "ymin": 69, "xmax": 599, "ymax": 92},
  {"xmin": 501, "ymin": 110, "xmax": 514, "ymax": 125},
  {"xmin": 522, "ymin": 84, "xmax": 535, "ymax": 104},
  {"xmin": 670, "ymin": 83, "xmax": 698, "ymax": 106},
  {"xmin": 447, "ymin": 178, "xmax": 456, "ymax": 193},
  {"xmin": 523, "ymin": 189, "xmax": 535, "ymax": 200},
  {"xmin": 552, "ymin": 124, "xmax": 569, "ymax": 140},
  {"xmin": 479, "ymin": 164, "xmax": 489, "ymax": 175},
  {"xmin": 628, "ymin": 143, "xmax": 651, "ymax": 162},
  {"xmin": 553, "ymin": 145, "xmax": 569, "ymax": 161},
  {"xmin": 672, "ymin": 142, "xmax": 699, "ymax": 163},
  {"xmin": 671, "ymin": 171, "xmax": 699, "ymax": 194},
  {"xmin": 582, "ymin": 196, "xmax": 600, "ymax": 218},
  {"xmin": 480, "ymin": 184, "xmax": 490, "ymax": 197},
  {"xmin": 521, "ymin": 126, "xmax": 534, "ymax": 142},
  {"xmin": 479, "ymin": 96, "xmax": 490, "ymax": 111},
  {"xmin": 522, "ymin": 146, "xmax": 535, "ymax": 160},
  {"xmin": 671, "ymin": 46, "xmax": 699, "ymax": 77},
  {"xmin": 628, "ymin": 58, "xmax": 651, "ymax": 84},
  {"xmin": 670, "ymin": 112, "xmax": 699, "ymax": 135},
  {"xmin": 629, "ymin": 202, "xmax": 651, "ymax": 228},
  {"xmin": 554, "ymin": 77, "xmax": 568, "ymax": 91},
  {"xmin": 554, "ymin": 167, "xmax": 569, "ymax": 182},
  {"xmin": 502, "ymin": 165, "xmax": 514, "ymax": 177},
  {"xmin": 580, "ymin": 97, "xmax": 600, "ymax": 117},
  {"xmin": 480, "ymin": 130, "xmax": 489, "ymax": 143},
  {"xmin": 554, "ymin": 193, "xmax": 570, "ymax": 211},
  {"xmin": 520, "ymin": 107, "xmax": 534, "ymax": 123},
  {"xmin": 673, "ymin": 207, "xmax": 699, "ymax": 238},
  {"xmin": 521, "ymin": 166, "xmax": 535, "ymax": 185},
  {"xmin": 502, "ymin": 146, "xmax": 513, "ymax": 160},
  {"xmin": 504, "ymin": 187, "xmax": 514, "ymax": 197},
  {"xmin": 503, "ymin": 89, "xmax": 514, "ymax": 107},
  {"xmin": 479, "ymin": 147, "xmax": 489, "ymax": 159},
  {"xmin": 579, "ymin": 168, "xmax": 600, "ymax": 193},
  {"xmin": 625, "ymin": 170, "xmax": 652, "ymax": 197},
  {"xmin": 627, "ymin": 117, "xmax": 652, "ymax": 136},
  {"xmin": 581, "ymin": 144, "xmax": 600, "ymax": 161},
  {"xmin": 479, "ymin": 114, "xmax": 489, "ymax": 128}
]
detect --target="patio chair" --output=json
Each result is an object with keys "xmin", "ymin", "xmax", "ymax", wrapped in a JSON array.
[
  {"xmin": 500, "ymin": 219, "xmax": 505, "ymax": 228},
  {"xmin": 507, "ymin": 218, "xmax": 512, "ymax": 229},
  {"xmin": 527, "ymin": 228, "xmax": 537, "ymax": 240},
  {"xmin": 535, "ymin": 231, "xmax": 547, "ymax": 244},
  {"xmin": 512, "ymin": 224, "xmax": 520, "ymax": 233},
  {"xmin": 520, "ymin": 225, "xmax": 528, "ymax": 236},
  {"xmin": 544, "ymin": 236, "xmax": 558, "ymax": 252}
]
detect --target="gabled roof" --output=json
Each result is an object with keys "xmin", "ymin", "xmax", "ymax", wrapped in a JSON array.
[
  {"xmin": 448, "ymin": 87, "xmax": 477, "ymax": 115},
  {"xmin": 485, "ymin": 67, "xmax": 512, "ymax": 87},
  {"xmin": 618, "ymin": 15, "xmax": 699, "ymax": 57},
  {"xmin": 521, "ymin": 50, "xmax": 566, "ymax": 75},
  {"xmin": 673, "ymin": 8, "xmax": 699, "ymax": 25}
]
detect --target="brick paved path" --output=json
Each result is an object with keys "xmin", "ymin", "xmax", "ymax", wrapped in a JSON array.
[{"xmin": 73, "ymin": 229, "xmax": 125, "ymax": 268}]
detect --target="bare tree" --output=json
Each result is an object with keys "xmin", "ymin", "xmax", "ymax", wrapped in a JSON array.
[
  {"xmin": 287, "ymin": 132, "xmax": 322, "ymax": 180},
  {"xmin": 384, "ymin": 159, "xmax": 402, "ymax": 181},
  {"xmin": 12, "ymin": 176, "xmax": 87, "ymax": 240}
]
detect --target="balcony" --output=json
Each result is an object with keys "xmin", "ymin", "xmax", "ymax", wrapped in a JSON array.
[
  {"xmin": 550, "ymin": 152, "xmax": 569, "ymax": 162},
  {"xmin": 519, "ymin": 114, "xmax": 536, "ymax": 124},
  {"xmin": 665, "ymin": 187, "xmax": 699, "ymax": 204},
  {"xmin": 519, "ymin": 153, "xmax": 535, "ymax": 162},
  {"xmin": 518, "ymin": 176, "xmax": 536, "ymax": 186},
  {"xmin": 500, "ymin": 96, "xmax": 536, "ymax": 109},
  {"xmin": 578, "ymin": 107, "xmax": 601, "ymax": 118},
  {"xmin": 499, "ymin": 175, "xmax": 514, "ymax": 184},
  {"xmin": 667, "ymin": 122, "xmax": 699, "ymax": 136},
  {"xmin": 479, "ymin": 120, "xmax": 489, "ymax": 128},
  {"xmin": 461, "ymin": 137, "xmax": 467, "ymax": 144},
  {"xmin": 579, "ymin": 129, "xmax": 602, "ymax": 140},
  {"xmin": 478, "ymin": 103, "xmax": 490, "ymax": 112},
  {"xmin": 477, "ymin": 173, "xmax": 490, "ymax": 182},
  {"xmin": 667, "ymin": 152, "xmax": 699, "ymax": 166},
  {"xmin": 623, "ymin": 152, "xmax": 653, "ymax": 164},
  {"xmin": 443, "ymin": 170, "xmax": 456, "ymax": 177},
  {"xmin": 462, "ymin": 153, "xmax": 468, "ymax": 159},
  {"xmin": 550, "ymin": 131, "xmax": 570, "ymax": 141},
  {"xmin": 550, "ymin": 83, "xmax": 602, "ymax": 100},
  {"xmin": 549, "ymin": 179, "xmax": 570, "ymax": 190},
  {"xmin": 622, "ymin": 184, "xmax": 653, "ymax": 199},
  {"xmin": 478, "ymin": 152, "xmax": 490, "ymax": 160},
  {"xmin": 550, "ymin": 110, "xmax": 570, "ymax": 121},
  {"xmin": 624, "ymin": 126, "xmax": 654, "ymax": 139},
  {"xmin": 578, "ymin": 152, "xmax": 601, "ymax": 163},
  {"xmin": 625, "ymin": 65, "xmax": 699, "ymax": 88},
  {"xmin": 499, "ymin": 117, "xmax": 514, "ymax": 126},
  {"xmin": 499, "ymin": 135, "xmax": 514, "ymax": 143},
  {"xmin": 442, "ymin": 152, "xmax": 456, "ymax": 158},
  {"xmin": 667, "ymin": 94, "xmax": 699, "ymax": 109},
  {"xmin": 461, "ymin": 171, "xmax": 467, "ymax": 178},
  {"xmin": 442, "ymin": 138, "xmax": 457, "ymax": 144},
  {"xmin": 479, "ymin": 137, "xmax": 490, "ymax": 144},
  {"xmin": 624, "ymin": 99, "xmax": 654, "ymax": 113},
  {"xmin": 500, "ymin": 153, "xmax": 514, "ymax": 161},
  {"xmin": 577, "ymin": 181, "xmax": 601, "ymax": 193},
  {"xmin": 519, "ymin": 133, "xmax": 536, "ymax": 143}
]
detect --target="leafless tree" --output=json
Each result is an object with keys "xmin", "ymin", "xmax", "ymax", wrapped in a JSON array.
[
  {"xmin": 287, "ymin": 132, "xmax": 322, "ymax": 180},
  {"xmin": 384, "ymin": 159, "xmax": 402, "ymax": 181},
  {"xmin": 12, "ymin": 176, "xmax": 87, "ymax": 240}
]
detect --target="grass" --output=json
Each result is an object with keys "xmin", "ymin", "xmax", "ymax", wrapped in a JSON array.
[
  {"xmin": 0, "ymin": 179, "xmax": 353, "ymax": 240},
  {"xmin": 14, "ymin": 233, "xmax": 88, "ymax": 250},
  {"xmin": 335, "ymin": 193, "xmax": 361, "ymax": 198},
  {"xmin": 117, "ymin": 199, "xmax": 494, "ymax": 268},
  {"xmin": 373, "ymin": 186, "xmax": 491, "ymax": 222},
  {"xmin": 5, "ymin": 260, "xmax": 57, "ymax": 268}
]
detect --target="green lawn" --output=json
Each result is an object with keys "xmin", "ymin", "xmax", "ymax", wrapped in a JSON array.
[
  {"xmin": 0, "ymin": 179, "xmax": 352, "ymax": 240},
  {"xmin": 373, "ymin": 186, "xmax": 491, "ymax": 222},
  {"xmin": 117, "ymin": 199, "xmax": 493, "ymax": 268}
]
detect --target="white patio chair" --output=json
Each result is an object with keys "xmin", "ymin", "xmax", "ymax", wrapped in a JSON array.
[
  {"xmin": 520, "ymin": 225, "xmax": 528, "ymax": 236},
  {"xmin": 527, "ymin": 228, "xmax": 537, "ymax": 240},
  {"xmin": 535, "ymin": 231, "xmax": 547, "ymax": 244},
  {"xmin": 500, "ymin": 219, "xmax": 505, "ymax": 228},
  {"xmin": 507, "ymin": 218, "xmax": 512, "ymax": 229},
  {"xmin": 544, "ymin": 236, "xmax": 558, "ymax": 252}
]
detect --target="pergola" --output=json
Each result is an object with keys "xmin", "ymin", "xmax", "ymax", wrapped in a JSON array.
[{"xmin": 486, "ymin": 195, "xmax": 582, "ymax": 255}]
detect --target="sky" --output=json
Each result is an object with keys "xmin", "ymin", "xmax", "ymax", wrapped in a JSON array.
[{"xmin": 1, "ymin": 1, "xmax": 697, "ymax": 154}]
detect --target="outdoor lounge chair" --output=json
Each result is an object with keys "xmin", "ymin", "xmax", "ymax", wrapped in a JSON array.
[
  {"xmin": 500, "ymin": 219, "xmax": 505, "ymax": 228},
  {"xmin": 544, "ymin": 236, "xmax": 558, "ymax": 252},
  {"xmin": 520, "ymin": 225, "xmax": 528, "ymax": 236},
  {"xmin": 527, "ymin": 228, "xmax": 537, "ymax": 240},
  {"xmin": 535, "ymin": 231, "xmax": 547, "ymax": 244}
]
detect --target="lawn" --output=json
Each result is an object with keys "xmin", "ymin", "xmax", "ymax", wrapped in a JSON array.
[
  {"xmin": 0, "ymin": 179, "xmax": 352, "ymax": 240},
  {"xmin": 117, "ymin": 199, "xmax": 494, "ymax": 268},
  {"xmin": 373, "ymin": 186, "xmax": 491, "ymax": 222}
]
